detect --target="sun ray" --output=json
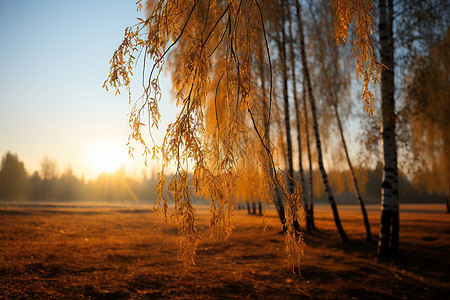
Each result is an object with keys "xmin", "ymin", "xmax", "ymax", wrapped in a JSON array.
[{"xmin": 88, "ymin": 141, "xmax": 127, "ymax": 174}]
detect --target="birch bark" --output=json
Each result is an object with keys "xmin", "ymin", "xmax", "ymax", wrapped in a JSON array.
[{"xmin": 378, "ymin": 0, "xmax": 399, "ymax": 258}]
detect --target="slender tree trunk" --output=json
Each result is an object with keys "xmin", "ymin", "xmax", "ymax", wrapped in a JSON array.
[
  {"xmin": 276, "ymin": 0, "xmax": 300, "ymax": 234},
  {"xmin": 296, "ymin": 0, "xmax": 348, "ymax": 242},
  {"xmin": 333, "ymin": 104, "xmax": 372, "ymax": 241},
  {"xmin": 378, "ymin": 0, "xmax": 399, "ymax": 259},
  {"xmin": 287, "ymin": 4, "xmax": 309, "ymax": 231},
  {"xmin": 303, "ymin": 78, "xmax": 315, "ymax": 230},
  {"xmin": 258, "ymin": 39, "xmax": 286, "ymax": 226},
  {"xmin": 246, "ymin": 201, "xmax": 251, "ymax": 214},
  {"xmin": 273, "ymin": 90, "xmax": 290, "ymax": 224},
  {"xmin": 278, "ymin": 3, "xmax": 295, "ymax": 196}
]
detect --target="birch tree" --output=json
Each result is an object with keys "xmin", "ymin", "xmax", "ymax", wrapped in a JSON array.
[
  {"xmin": 311, "ymin": 0, "xmax": 372, "ymax": 241},
  {"xmin": 302, "ymin": 69, "xmax": 315, "ymax": 230},
  {"xmin": 376, "ymin": 0, "xmax": 448, "ymax": 258},
  {"xmin": 377, "ymin": 0, "xmax": 398, "ymax": 258},
  {"xmin": 295, "ymin": 0, "xmax": 348, "ymax": 243},
  {"xmin": 287, "ymin": 1, "xmax": 309, "ymax": 231},
  {"xmin": 273, "ymin": 0, "xmax": 295, "ymax": 196}
]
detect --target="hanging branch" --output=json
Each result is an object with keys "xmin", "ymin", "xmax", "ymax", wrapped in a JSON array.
[{"xmin": 105, "ymin": 0, "xmax": 379, "ymax": 270}]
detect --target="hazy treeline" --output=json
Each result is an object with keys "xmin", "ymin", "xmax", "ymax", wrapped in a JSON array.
[
  {"xmin": 0, "ymin": 151, "xmax": 158, "ymax": 203},
  {"xmin": 310, "ymin": 165, "xmax": 445, "ymax": 204},
  {"xmin": 0, "ymin": 151, "xmax": 442, "ymax": 204}
]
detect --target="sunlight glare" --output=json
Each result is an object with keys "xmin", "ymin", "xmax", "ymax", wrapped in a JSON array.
[{"xmin": 88, "ymin": 141, "xmax": 127, "ymax": 174}]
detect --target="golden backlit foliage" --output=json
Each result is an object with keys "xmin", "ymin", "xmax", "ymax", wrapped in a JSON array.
[
  {"xmin": 333, "ymin": 0, "xmax": 385, "ymax": 115},
  {"xmin": 104, "ymin": 0, "xmax": 379, "ymax": 268},
  {"xmin": 104, "ymin": 0, "xmax": 303, "ymax": 268}
]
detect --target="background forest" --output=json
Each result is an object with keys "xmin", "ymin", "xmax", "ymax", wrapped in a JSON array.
[{"xmin": 0, "ymin": 150, "xmax": 445, "ymax": 204}]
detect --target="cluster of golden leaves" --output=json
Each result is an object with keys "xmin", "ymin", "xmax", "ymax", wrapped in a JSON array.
[
  {"xmin": 284, "ymin": 188, "xmax": 306, "ymax": 272},
  {"xmin": 104, "ymin": 0, "xmax": 287, "ymax": 268},
  {"xmin": 104, "ymin": 0, "xmax": 379, "ymax": 270},
  {"xmin": 333, "ymin": 0, "xmax": 385, "ymax": 115}
]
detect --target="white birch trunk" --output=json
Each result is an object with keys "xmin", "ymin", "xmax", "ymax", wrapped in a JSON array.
[{"xmin": 378, "ymin": 0, "xmax": 399, "ymax": 258}]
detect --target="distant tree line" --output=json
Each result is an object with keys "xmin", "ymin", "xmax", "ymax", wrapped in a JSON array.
[
  {"xmin": 0, "ymin": 151, "xmax": 159, "ymax": 203},
  {"xmin": 308, "ymin": 164, "xmax": 446, "ymax": 205},
  {"xmin": 1, "ymin": 151, "xmax": 441, "ymax": 204}
]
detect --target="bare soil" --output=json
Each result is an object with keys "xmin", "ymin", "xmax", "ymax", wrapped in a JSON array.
[{"xmin": 0, "ymin": 203, "xmax": 449, "ymax": 299}]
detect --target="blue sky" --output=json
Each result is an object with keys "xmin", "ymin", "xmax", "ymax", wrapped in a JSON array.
[
  {"xmin": 0, "ymin": 0, "xmax": 371, "ymax": 182},
  {"xmin": 0, "ymin": 0, "xmax": 176, "ymax": 179}
]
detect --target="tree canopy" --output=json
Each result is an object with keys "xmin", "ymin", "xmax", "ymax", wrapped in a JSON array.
[
  {"xmin": 104, "ymin": 0, "xmax": 380, "ymax": 268},
  {"xmin": 0, "ymin": 152, "xmax": 28, "ymax": 201}
]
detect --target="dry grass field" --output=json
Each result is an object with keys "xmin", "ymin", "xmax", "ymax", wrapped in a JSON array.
[{"xmin": 0, "ymin": 202, "xmax": 449, "ymax": 299}]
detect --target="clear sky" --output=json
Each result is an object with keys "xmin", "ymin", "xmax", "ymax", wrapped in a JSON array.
[{"xmin": 0, "ymin": 0, "xmax": 176, "ymax": 180}]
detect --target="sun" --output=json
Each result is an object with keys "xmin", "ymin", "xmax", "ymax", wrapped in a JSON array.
[{"xmin": 88, "ymin": 141, "xmax": 127, "ymax": 174}]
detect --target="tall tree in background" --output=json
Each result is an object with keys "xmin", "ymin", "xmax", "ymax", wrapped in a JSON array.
[
  {"xmin": 275, "ymin": 0, "xmax": 295, "ymax": 196},
  {"xmin": 255, "ymin": 35, "xmax": 287, "ymax": 225},
  {"xmin": 287, "ymin": 0, "xmax": 308, "ymax": 231},
  {"xmin": 302, "ymin": 68, "xmax": 315, "ymax": 229},
  {"xmin": 295, "ymin": 0, "xmax": 348, "ymax": 243},
  {"xmin": 0, "ymin": 152, "xmax": 28, "ymax": 200},
  {"xmin": 40, "ymin": 157, "xmax": 58, "ymax": 201},
  {"xmin": 311, "ymin": 0, "xmax": 372, "ymax": 241},
  {"xmin": 334, "ymin": 104, "xmax": 372, "ymax": 241},
  {"xmin": 274, "ymin": 0, "xmax": 302, "ymax": 234}
]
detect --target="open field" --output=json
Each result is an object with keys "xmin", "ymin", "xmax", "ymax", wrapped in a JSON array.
[{"xmin": 0, "ymin": 202, "xmax": 449, "ymax": 299}]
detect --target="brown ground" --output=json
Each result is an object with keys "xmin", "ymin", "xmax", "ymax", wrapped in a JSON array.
[{"xmin": 0, "ymin": 203, "xmax": 449, "ymax": 299}]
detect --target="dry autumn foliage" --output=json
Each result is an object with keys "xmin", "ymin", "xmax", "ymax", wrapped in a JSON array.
[
  {"xmin": 333, "ymin": 0, "xmax": 385, "ymax": 115},
  {"xmin": 104, "ymin": 0, "xmax": 380, "ymax": 269}
]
